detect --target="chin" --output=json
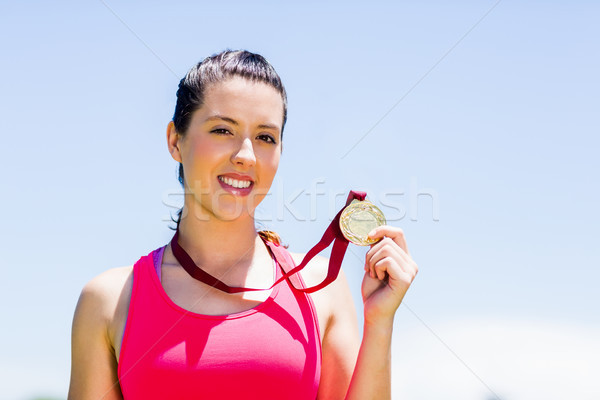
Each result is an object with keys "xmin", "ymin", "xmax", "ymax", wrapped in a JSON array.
[
  {"xmin": 214, "ymin": 211, "xmax": 255, "ymax": 222},
  {"xmin": 210, "ymin": 201, "xmax": 257, "ymax": 222}
]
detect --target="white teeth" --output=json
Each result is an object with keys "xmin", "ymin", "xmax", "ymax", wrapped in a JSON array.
[{"xmin": 219, "ymin": 176, "xmax": 252, "ymax": 189}]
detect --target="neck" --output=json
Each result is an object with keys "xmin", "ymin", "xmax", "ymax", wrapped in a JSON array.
[{"xmin": 171, "ymin": 203, "xmax": 263, "ymax": 273}]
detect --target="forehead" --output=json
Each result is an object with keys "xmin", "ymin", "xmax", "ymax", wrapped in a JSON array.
[{"xmin": 199, "ymin": 77, "xmax": 284, "ymax": 127}]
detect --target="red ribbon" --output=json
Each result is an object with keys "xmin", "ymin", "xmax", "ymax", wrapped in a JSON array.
[{"xmin": 170, "ymin": 190, "xmax": 366, "ymax": 293}]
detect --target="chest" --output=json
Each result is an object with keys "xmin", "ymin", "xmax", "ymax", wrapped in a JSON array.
[
  {"xmin": 115, "ymin": 257, "xmax": 323, "ymax": 399},
  {"xmin": 111, "ymin": 261, "xmax": 330, "ymax": 365},
  {"xmin": 118, "ymin": 314, "xmax": 320, "ymax": 399}
]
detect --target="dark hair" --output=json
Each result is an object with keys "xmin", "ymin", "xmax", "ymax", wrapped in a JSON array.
[{"xmin": 169, "ymin": 49, "xmax": 287, "ymax": 244}]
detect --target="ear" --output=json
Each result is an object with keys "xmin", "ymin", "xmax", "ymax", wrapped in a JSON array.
[{"xmin": 167, "ymin": 121, "xmax": 183, "ymax": 163}]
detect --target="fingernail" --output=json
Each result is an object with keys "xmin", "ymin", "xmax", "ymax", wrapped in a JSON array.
[{"xmin": 368, "ymin": 229, "xmax": 376, "ymax": 237}]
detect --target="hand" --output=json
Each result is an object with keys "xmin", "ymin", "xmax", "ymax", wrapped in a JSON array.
[{"xmin": 361, "ymin": 225, "xmax": 418, "ymax": 325}]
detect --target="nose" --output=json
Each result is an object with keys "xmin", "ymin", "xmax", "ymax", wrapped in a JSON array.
[{"xmin": 231, "ymin": 137, "xmax": 256, "ymax": 167}]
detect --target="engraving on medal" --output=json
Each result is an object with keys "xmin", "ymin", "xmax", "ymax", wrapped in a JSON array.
[{"xmin": 339, "ymin": 199, "xmax": 386, "ymax": 246}]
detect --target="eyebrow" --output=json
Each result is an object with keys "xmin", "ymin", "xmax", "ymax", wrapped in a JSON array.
[{"xmin": 204, "ymin": 115, "xmax": 280, "ymax": 132}]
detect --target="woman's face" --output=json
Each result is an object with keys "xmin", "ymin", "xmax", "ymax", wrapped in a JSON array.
[{"xmin": 170, "ymin": 76, "xmax": 284, "ymax": 222}]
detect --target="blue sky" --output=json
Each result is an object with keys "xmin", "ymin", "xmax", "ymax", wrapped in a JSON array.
[{"xmin": 1, "ymin": 1, "xmax": 598, "ymax": 399}]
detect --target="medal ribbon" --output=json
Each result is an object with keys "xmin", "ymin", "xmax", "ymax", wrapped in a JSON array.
[{"xmin": 170, "ymin": 190, "xmax": 366, "ymax": 294}]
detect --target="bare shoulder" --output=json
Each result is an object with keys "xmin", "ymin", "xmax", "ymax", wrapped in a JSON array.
[
  {"xmin": 78, "ymin": 266, "xmax": 133, "ymax": 315},
  {"xmin": 288, "ymin": 252, "xmax": 329, "ymax": 285},
  {"xmin": 74, "ymin": 266, "xmax": 133, "ymax": 348},
  {"xmin": 287, "ymin": 252, "xmax": 351, "ymax": 297},
  {"xmin": 69, "ymin": 266, "xmax": 133, "ymax": 399},
  {"xmin": 287, "ymin": 252, "xmax": 355, "ymax": 333}
]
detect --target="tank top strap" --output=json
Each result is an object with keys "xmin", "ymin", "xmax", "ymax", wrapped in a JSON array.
[
  {"xmin": 152, "ymin": 245, "xmax": 166, "ymax": 282},
  {"xmin": 265, "ymin": 241, "xmax": 307, "ymax": 291}
]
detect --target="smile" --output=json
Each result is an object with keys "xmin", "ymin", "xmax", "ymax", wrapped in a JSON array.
[{"xmin": 218, "ymin": 175, "xmax": 253, "ymax": 189}]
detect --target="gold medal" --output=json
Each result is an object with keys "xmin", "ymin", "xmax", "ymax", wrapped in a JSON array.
[{"xmin": 339, "ymin": 198, "xmax": 386, "ymax": 246}]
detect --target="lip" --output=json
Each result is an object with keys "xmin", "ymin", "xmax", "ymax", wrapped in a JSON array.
[
  {"xmin": 217, "ymin": 173, "xmax": 255, "ymax": 197},
  {"xmin": 219, "ymin": 172, "xmax": 255, "ymax": 181}
]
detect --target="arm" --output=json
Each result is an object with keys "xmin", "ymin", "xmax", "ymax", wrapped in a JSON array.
[
  {"xmin": 68, "ymin": 268, "xmax": 130, "ymax": 400},
  {"xmin": 319, "ymin": 226, "xmax": 418, "ymax": 400},
  {"xmin": 346, "ymin": 226, "xmax": 418, "ymax": 400},
  {"xmin": 315, "ymin": 267, "xmax": 361, "ymax": 399}
]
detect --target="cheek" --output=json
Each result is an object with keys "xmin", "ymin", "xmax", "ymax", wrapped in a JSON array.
[
  {"xmin": 192, "ymin": 136, "xmax": 218, "ymax": 156},
  {"xmin": 262, "ymin": 153, "xmax": 280, "ymax": 177},
  {"xmin": 190, "ymin": 138, "xmax": 223, "ymax": 168},
  {"xmin": 253, "ymin": 152, "xmax": 279, "ymax": 197},
  {"xmin": 181, "ymin": 139, "xmax": 220, "ymax": 189}
]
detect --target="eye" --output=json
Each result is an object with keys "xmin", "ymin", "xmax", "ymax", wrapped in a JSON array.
[
  {"xmin": 258, "ymin": 134, "xmax": 276, "ymax": 144},
  {"xmin": 211, "ymin": 128, "xmax": 232, "ymax": 135}
]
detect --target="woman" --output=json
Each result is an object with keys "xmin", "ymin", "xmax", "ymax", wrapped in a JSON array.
[{"xmin": 68, "ymin": 50, "xmax": 418, "ymax": 399}]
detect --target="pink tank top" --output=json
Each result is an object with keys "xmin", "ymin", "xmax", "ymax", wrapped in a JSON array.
[{"xmin": 117, "ymin": 238, "xmax": 322, "ymax": 399}]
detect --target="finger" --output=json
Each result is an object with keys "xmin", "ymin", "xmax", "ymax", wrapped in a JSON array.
[
  {"xmin": 367, "ymin": 235, "xmax": 419, "ymax": 278},
  {"xmin": 369, "ymin": 248, "xmax": 417, "ymax": 280},
  {"xmin": 368, "ymin": 225, "xmax": 410, "ymax": 257},
  {"xmin": 362, "ymin": 270, "xmax": 384, "ymax": 295},
  {"xmin": 364, "ymin": 257, "xmax": 376, "ymax": 279},
  {"xmin": 374, "ymin": 259, "xmax": 386, "ymax": 280},
  {"xmin": 365, "ymin": 244, "xmax": 380, "ymax": 279},
  {"xmin": 366, "ymin": 236, "xmax": 407, "ymax": 260},
  {"xmin": 373, "ymin": 256, "xmax": 413, "ymax": 285},
  {"xmin": 367, "ymin": 240, "xmax": 410, "ymax": 274},
  {"xmin": 368, "ymin": 225, "xmax": 408, "ymax": 254},
  {"xmin": 366, "ymin": 237, "xmax": 414, "ymax": 275}
]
